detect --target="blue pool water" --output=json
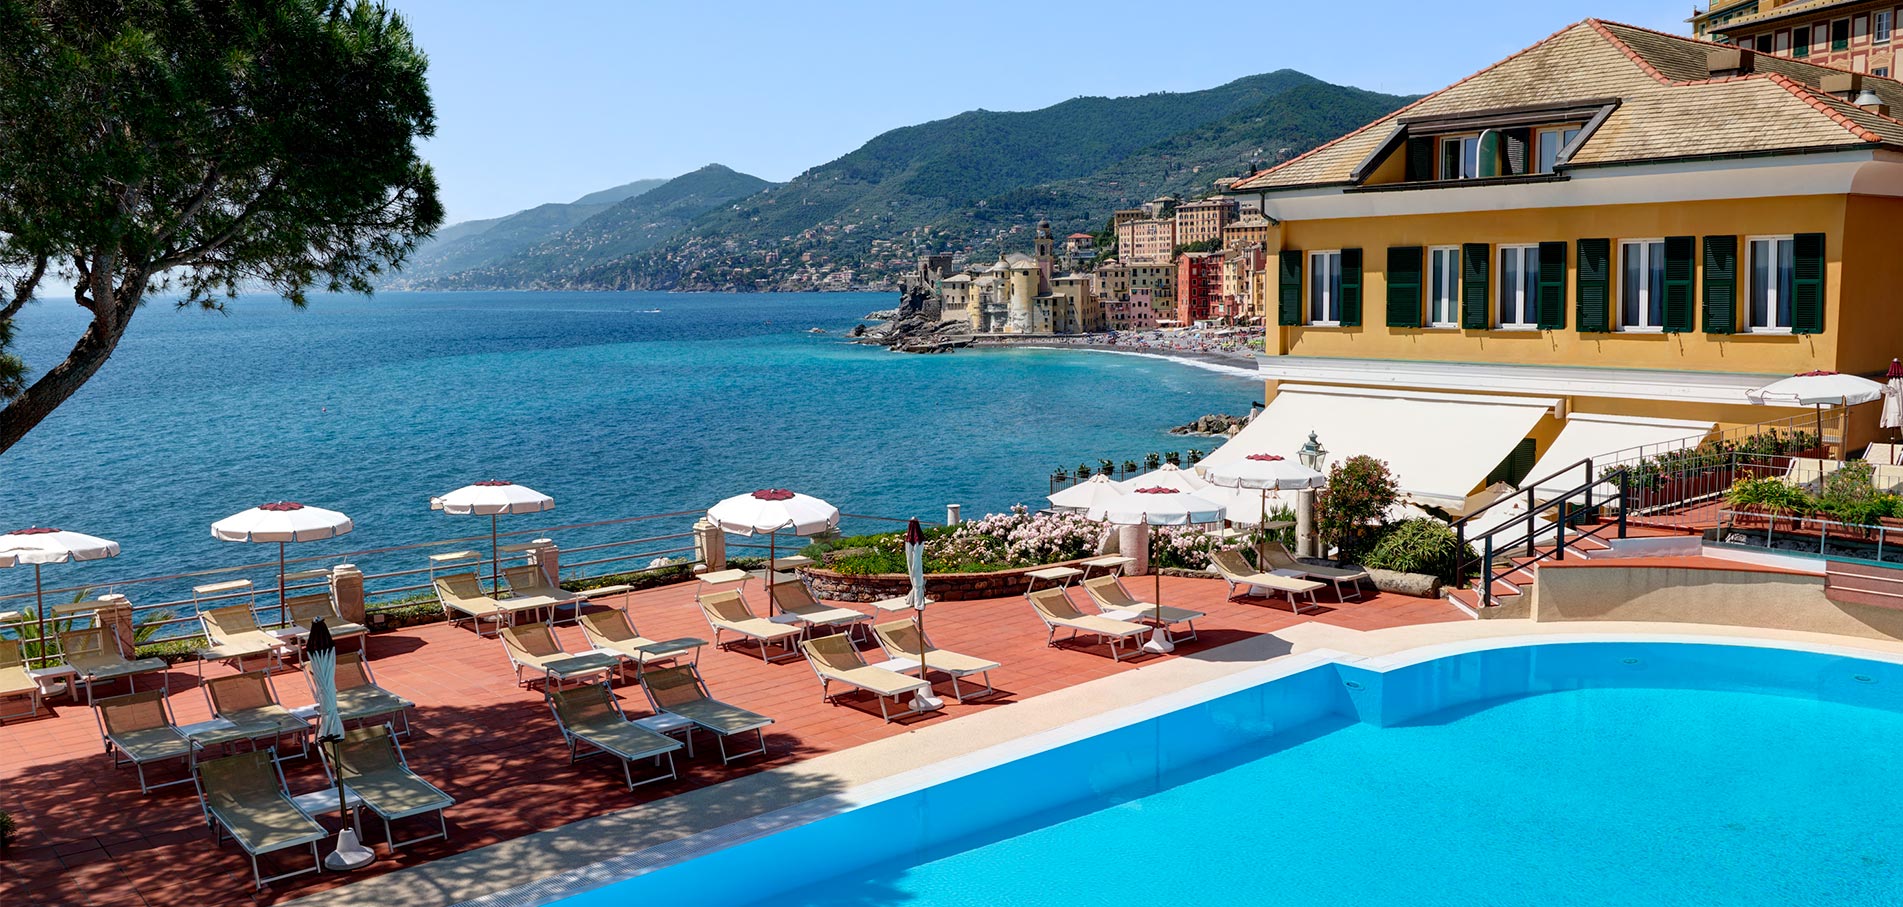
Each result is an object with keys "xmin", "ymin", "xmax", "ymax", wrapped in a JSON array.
[
  {"xmin": 547, "ymin": 643, "xmax": 1903, "ymax": 907},
  {"xmin": 0, "ymin": 291, "xmax": 1250, "ymax": 593}
]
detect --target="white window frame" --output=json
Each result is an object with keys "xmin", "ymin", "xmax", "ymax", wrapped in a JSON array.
[
  {"xmin": 1747, "ymin": 234, "xmax": 1797, "ymax": 334},
  {"xmin": 1534, "ymin": 125, "xmax": 1584, "ymax": 174},
  {"xmin": 1428, "ymin": 246, "xmax": 1461, "ymax": 328},
  {"xmin": 1618, "ymin": 239, "xmax": 1667, "ymax": 333},
  {"xmin": 1876, "ymin": 9, "xmax": 1893, "ymax": 44},
  {"xmin": 1496, "ymin": 244, "xmax": 1541, "ymax": 330},
  {"xmin": 1439, "ymin": 134, "xmax": 1479, "ymax": 180},
  {"xmin": 1308, "ymin": 250, "xmax": 1343, "ymax": 326}
]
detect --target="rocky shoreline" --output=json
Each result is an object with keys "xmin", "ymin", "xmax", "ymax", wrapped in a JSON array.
[{"xmin": 1170, "ymin": 413, "xmax": 1250, "ymax": 436}]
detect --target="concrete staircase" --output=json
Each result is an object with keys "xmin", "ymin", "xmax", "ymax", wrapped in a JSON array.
[
  {"xmin": 1824, "ymin": 560, "xmax": 1903, "ymax": 611},
  {"xmin": 1445, "ymin": 533, "xmax": 1614, "ymax": 618}
]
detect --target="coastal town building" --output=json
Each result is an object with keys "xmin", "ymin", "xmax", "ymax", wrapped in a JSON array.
[
  {"xmin": 1176, "ymin": 251, "xmax": 1224, "ymax": 323},
  {"xmin": 1696, "ymin": 1, "xmax": 1900, "ymax": 74},
  {"xmin": 1221, "ymin": 214, "xmax": 1274, "ymax": 251},
  {"xmin": 1117, "ymin": 215, "xmax": 1177, "ymax": 265},
  {"xmin": 1091, "ymin": 261, "xmax": 1176, "ymax": 326},
  {"xmin": 1213, "ymin": 18, "xmax": 1903, "ymax": 514},
  {"xmin": 934, "ymin": 221, "xmax": 1103, "ymax": 335},
  {"xmin": 1174, "ymin": 197, "xmax": 1239, "ymax": 247},
  {"xmin": 1218, "ymin": 246, "xmax": 1267, "ymax": 323},
  {"xmin": 1103, "ymin": 288, "xmax": 1160, "ymax": 331}
]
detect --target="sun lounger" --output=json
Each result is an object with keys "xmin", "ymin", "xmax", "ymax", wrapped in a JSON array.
[
  {"xmin": 1782, "ymin": 457, "xmax": 1841, "ymax": 493},
  {"xmin": 309, "ymin": 651, "xmax": 413, "ymax": 736},
  {"xmin": 577, "ymin": 609, "xmax": 704, "ymax": 678},
  {"xmin": 199, "ymin": 604, "xmax": 291, "ymax": 673},
  {"xmin": 194, "ymin": 749, "xmax": 327, "ymax": 888},
  {"xmin": 0, "ymin": 639, "xmax": 44, "ymax": 721},
  {"xmin": 698, "ymin": 589, "xmax": 802, "ymax": 662},
  {"xmin": 97, "ymin": 689, "xmax": 196, "ymax": 793},
  {"xmin": 1260, "ymin": 541, "xmax": 1370, "ymax": 602},
  {"xmin": 1864, "ymin": 443, "xmax": 1901, "ymax": 465},
  {"xmin": 639, "ymin": 665, "xmax": 773, "ymax": 764},
  {"xmin": 1209, "ymin": 548, "xmax": 1321, "ymax": 611},
  {"xmin": 203, "ymin": 671, "xmax": 312, "ymax": 760},
  {"xmin": 871, "ymin": 619, "xmax": 1000, "ymax": 701},
  {"xmin": 435, "ymin": 571, "xmax": 542, "ymax": 637},
  {"xmin": 59, "ymin": 627, "xmax": 169, "ymax": 706},
  {"xmin": 800, "ymin": 634, "xmax": 930, "ymax": 723},
  {"xmin": 1025, "ymin": 587, "xmax": 1148, "ymax": 661},
  {"xmin": 329, "ymin": 725, "xmax": 453, "ymax": 849},
  {"xmin": 1875, "ymin": 464, "xmax": 1903, "ymax": 493},
  {"xmin": 282, "ymin": 593, "xmax": 367, "ymax": 652},
  {"xmin": 769, "ymin": 579, "xmax": 873, "ymax": 637},
  {"xmin": 1080, "ymin": 575, "xmax": 1204, "ymax": 641},
  {"xmin": 499, "ymin": 622, "xmax": 589, "ymax": 688},
  {"xmin": 547, "ymin": 682, "xmax": 682, "ymax": 789},
  {"xmin": 502, "ymin": 564, "xmax": 581, "ymax": 625}
]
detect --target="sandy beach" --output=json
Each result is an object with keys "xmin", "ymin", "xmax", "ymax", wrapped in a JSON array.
[{"xmin": 968, "ymin": 331, "xmax": 1261, "ymax": 375}]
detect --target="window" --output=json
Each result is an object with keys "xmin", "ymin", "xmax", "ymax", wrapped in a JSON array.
[
  {"xmin": 1855, "ymin": 14, "xmax": 1870, "ymax": 43},
  {"xmin": 1794, "ymin": 25, "xmax": 1811, "ymax": 55},
  {"xmin": 1776, "ymin": 30, "xmax": 1791, "ymax": 54},
  {"xmin": 1757, "ymin": 34, "xmax": 1774, "ymax": 53},
  {"xmin": 1308, "ymin": 251, "xmax": 1342, "ymax": 324},
  {"xmin": 1439, "ymin": 134, "xmax": 1479, "ymax": 180},
  {"xmin": 1748, "ymin": 236, "xmax": 1796, "ymax": 332},
  {"xmin": 1497, "ymin": 245, "xmax": 1540, "ymax": 328},
  {"xmin": 1879, "ymin": 67, "xmax": 1893, "ymax": 77},
  {"xmin": 1833, "ymin": 18, "xmax": 1851, "ymax": 50},
  {"xmin": 1535, "ymin": 126, "xmax": 1583, "ymax": 174},
  {"xmin": 1620, "ymin": 240, "xmax": 1667, "ymax": 331},
  {"xmin": 1429, "ymin": 247, "xmax": 1460, "ymax": 327},
  {"xmin": 1877, "ymin": 10, "xmax": 1892, "ymax": 44}
]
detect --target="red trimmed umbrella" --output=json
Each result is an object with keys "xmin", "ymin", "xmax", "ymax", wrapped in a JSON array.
[
  {"xmin": 212, "ymin": 502, "xmax": 354, "ymax": 608},
  {"xmin": 0, "ymin": 527, "xmax": 120, "ymax": 662},
  {"xmin": 432, "ymin": 481, "xmax": 555, "ymax": 592}
]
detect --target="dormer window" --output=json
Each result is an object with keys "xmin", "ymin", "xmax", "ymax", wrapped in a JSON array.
[
  {"xmin": 1439, "ymin": 135, "xmax": 1481, "ymax": 180},
  {"xmin": 1535, "ymin": 126, "xmax": 1582, "ymax": 174}
]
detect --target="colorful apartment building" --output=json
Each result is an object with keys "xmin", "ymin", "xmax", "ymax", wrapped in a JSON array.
[
  {"xmin": 1221, "ymin": 215, "xmax": 1274, "ymax": 251},
  {"xmin": 1210, "ymin": 19, "xmax": 1903, "ymax": 513},
  {"xmin": 1117, "ymin": 216, "xmax": 1176, "ymax": 265},
  {"xmin": 934, "ymin": 221, "xmax": 1103, "ymax": 335},
  {"xmin": 1176, "ymin": 251, "xmax": 1224, "ymax": 323},
  {"xmin": 1697, "ymin": 1, "xmax": 1900, "ymax": 75},
  {"xmin": 1092, "ymin": 261, "xmax": 1176, "ymax": 327},
  {"xmin": 1103, "ymin": 290, "xmax": 1160, "ymax": 331},
  {"xmin": 1174, "ymin": 197, "xmax": 1239, "ymax": 247},
  {"xmin": 1218, "ymin": 246, "xmax": 1268, "ymax": 323}
]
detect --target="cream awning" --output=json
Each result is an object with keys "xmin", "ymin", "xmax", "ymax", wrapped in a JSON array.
[
  {"xmin": 1200, "ymin": 385, "xmax": 1555, "ymax": 512},
  {"xmin": 1527, "ymin": 413, "xmax": 1713, "ymax": 496}
]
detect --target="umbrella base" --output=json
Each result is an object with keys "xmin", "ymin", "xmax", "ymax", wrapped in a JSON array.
[
  {"xmin": 910, "ymin": 691, "xmax": 945, "ymax": 711},
  {"xmin": 325, "ymin": 829, "xmax": 376, "ymax": 870},
  {"xmin": 1142, "ymin": 629, "xmax": 1176, "ymax": 655}
]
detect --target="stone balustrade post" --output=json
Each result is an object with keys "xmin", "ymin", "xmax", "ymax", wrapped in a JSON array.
[
  {"xmin": 94, "ymin": 594, "xmax": 136, "ymax": 656},
  {"xmin": 331, "ymin": 564, "xmax": 365, "ymax": 624},
  {"xmin": 946, "ymin": 503, "xmax": 962, "ymax": 525},
  {"xmin": 1296, "ymin": 489, "xmax": 1317, "ymax": 558},
  {"xmin": 695, "ymin": 519, "xmax": 726, "ymax": 570},
  {"xmin": 1119, "ymin": 523, "xmax": 1151, "ymax": 576},
  {"xmin": 529, "ymin": 539, "xmax": 559, "ymax": 584}
]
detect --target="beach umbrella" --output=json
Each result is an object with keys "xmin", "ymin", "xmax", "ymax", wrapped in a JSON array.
[
  {"xmin": 1748, "ymin": 370, "xmax": 1886, "ymax": 454},
  {"xmin": 1884, "ymin": 359, "xmax": 1903, "ymax": 439},
  {"xmin": 307, "ymin": 619, "xmax": 374, "ymax": 870},
  {"xmin": 212, "ymin": 502, "xmax": 353, "ymax": 609},
  {"xmin": 1046, "ymin": 474, "xmax": 1127, "ymax": 518},
  {"xmin": 0, "ymin": 528, "xmax": 120, "ymax": 662},
  {"xmin": 432, "ymin": 481, "xmax": 555, "ymax": 592},
  {"xmin": 903, "ymin": 518, "xmax": 942, "ymax": 711},
  {"xmin": 1201, "ymin": 452, "xmax": 1325, "ymax": 535},
  {"xmin": 706, "ymin": 489, "xmax": 840, "ymax": 600},
  {"xmin": 1102, "ymin": 486, "xmax": 1225, "ymax": 654},
  {"xmin": 1115, "ymin": 462, "xmax": 1209, "ymax": 494}
]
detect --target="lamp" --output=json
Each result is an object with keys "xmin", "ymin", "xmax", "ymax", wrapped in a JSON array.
[
  {"xmin": 1295, "ymin": 431, "xmax": 1327, "ymax": 558},
  {"xmin": 1297, "ymin": 430, "xmax": 1327, "ymax": 472}
]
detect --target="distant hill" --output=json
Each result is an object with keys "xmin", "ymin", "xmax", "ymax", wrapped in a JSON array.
[
  {"xmin": 390, "ymin": 177, "xmax": 668, "ymax": 285},
  {"xmin": 405, "ymin": 165, "xmax": 775, "ymax": 289}
]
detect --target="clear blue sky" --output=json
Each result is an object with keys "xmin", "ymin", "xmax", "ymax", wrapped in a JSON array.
[{"xmin": 396, "ymin": 0, "xmax": 1692, "ymax": 223}]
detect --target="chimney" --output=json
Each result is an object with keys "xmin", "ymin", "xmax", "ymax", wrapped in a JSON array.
[
  {"xmin": 1856, "ymin": 87, "xmax": 1891, "ymax": 117},
  {"xmin": 1707, "ymin": 46, "xmax": 1755, "ymax": 78},
  {"xmin": 1820, "ymin": 72, "xmax": 1863, "ymax": 101}
]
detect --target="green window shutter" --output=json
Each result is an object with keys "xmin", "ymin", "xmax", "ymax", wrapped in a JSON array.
[
  {"xmin": 1277, "ymin": 250, "xmax": 1303, "ymax": 327},
  {"xmin": 1662, "ymin": 236, "xmax": 1695, "ymax": 333},
  {"xmin": 1701, "ymin": 235, "xmax": 1738, "ymax": 334},
  {"xmin": 1576, "ymin": 238, "xmax": 1610, "ymax": 333},
  {"xmin": 1386, "ymin": 246, "xmax": 1423, "ymax": 328},
  {"xmin": 1405, "ymin": 137, "xmax": 1433, "ymax": 181},
  {"xmin": 1793, "ymin": 232, "xmax": 1826, "ymax": 334},
  {"xmin": 1460, "ymin": 243, "xmax": 1490, "ymax": 329},
  {"xmin": 1476, "ymin": 131, "xmax": 1502, "ymax": 178},
  {"xmin": 1339, "ymin": 248, "xmax": 1362, "ymax": 327},
  {"xmin": 1536, "ymin": 241, "xmax": 1567, "ymax": 329}
]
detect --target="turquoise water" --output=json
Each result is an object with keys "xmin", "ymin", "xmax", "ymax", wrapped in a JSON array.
[
  {"xmin": 767, "ymin": 685, "xmax": 1903, "ymax": 906},
  {"xmin": 0, "ymin": 291, "xmax": 1250, "ymax": 590}
]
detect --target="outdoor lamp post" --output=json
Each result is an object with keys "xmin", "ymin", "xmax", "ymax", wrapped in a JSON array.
[{"xmin": 1296, "ymin": 431, "xmax": 1327, "ymax": 558}]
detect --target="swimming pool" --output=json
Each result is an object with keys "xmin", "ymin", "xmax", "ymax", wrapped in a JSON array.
[{"xmin": 527, "ymin": 640, "xmax": 1903, "ymax": 907}]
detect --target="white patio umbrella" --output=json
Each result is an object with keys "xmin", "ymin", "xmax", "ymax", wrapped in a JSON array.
[
  {"xmin": 1046, "ymin": 474, "xmax": 1127, "ymax": 518},
  {"xmin": 1747, "ymin": 370, "xmax": 1886, "ymax": 454},
  {"xmin": 1115, "ymin": 462, "xmax": 1209, "ymax": 494},
  {"xmin": 902, "ymin": 518, "xmax": 942, "ymax": 712},
  {"xmin": 212, "ymin": 502, "xmax": 354, "ymax": 609},
  {"xmin": 1102, "ymin": 486, "xmax": 1226, "ymax": 654},
  {"xmin": 0, "ymin": 527, "xmax": 120, "ymax": 659},
  {"xmin": 706, "ymin": 489, "xmax": 840, "ymax": 595},
  {"xmin": 1884, "ymin": 359, "xmax": 1903, "ymax": 438},
  {"xmin": 433, "ymin": 481, "xmax": 555, "ymax": 592},
  {"xmin": 306, "ymin": 619, "xmax": 375, "ymax": 870},
  {"xmin": 1201, "ymin": 452, "xmax": 1325, "ymax": 531}
]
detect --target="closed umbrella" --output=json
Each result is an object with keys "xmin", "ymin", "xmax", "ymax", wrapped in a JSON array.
[
  {"xmin": 0, "ymin": 528, "xmax": 120, "ymax": 664},
  {"xmin": 903, "ymin": 518, "xmax": 942, "ymax": 711},
  {"xmin": 307, "ymin": 619, "xmax": 374, "ymax": 870},
  {"xmin": 1102, "ymin": 486, "xmax": 1225, "ymax": 654},
  {"xmin": 1883, "ymin": 359, "xmax": 1903, "ymax": 438},
  {"xmin": 706, "ymin": 490, "xmax": 840, "ymax": 598},
  {"xmin": 212, "ymin": 503, "xmax": 353, "ymax": 610},
  {"xmin": 433, "ymin": 482, "xmax": 555, "ymax": 592},
  {"xmin": 1747, "ymin": 370, "xmax": 1886, "ymax": 455}
]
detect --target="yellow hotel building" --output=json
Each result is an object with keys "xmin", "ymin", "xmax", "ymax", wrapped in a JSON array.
[{"xmin": 1206, "ymin": 19, "xmax": 1903, "ymax": 513}]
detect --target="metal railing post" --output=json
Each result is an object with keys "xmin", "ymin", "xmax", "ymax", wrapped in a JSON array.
[
  {"xmin": 1556, "ymin": 501, "xmax": 1567, "ymax": 561},
  {"xmin": 1617, "ymin": 470, "xmax": 1629, "ymax": 539},
  {"xmin": 1583, "ymin": 458, "xmax": 1594, "ymax": 514},
  {"xmin": 1525, "ymin": 487, "xmax": 1537, "ymax": 558},
  {"xmin": 1481, "ymin": 534, "xmax": 1494, "ymax": 608}
]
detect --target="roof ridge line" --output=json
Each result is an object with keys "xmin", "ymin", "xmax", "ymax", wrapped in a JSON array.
[
  {"xmin": 1235, "ymin": 19, "xmax": 1598, "ymax": 189},
  {"xmin": 1588, "ymin": 19, "xmax": 1675, "ymax": 86},
  {"xmin": 1593, "ymin": 16, "xmax": 1903, "ymax": 88},
  {"xmin": 1762, "ymin": 72, "xmax": 1890, "ymax": 142}
]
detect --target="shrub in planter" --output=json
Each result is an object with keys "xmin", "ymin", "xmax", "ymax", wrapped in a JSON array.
[
  {"xmin": 1316, "ymin": 455, "xmax": 1400, "ymax": 562},
  {"xmin": 1725, "ymin": 476, "xmax": 1816, "ymax": 517},
  {"xmin": 1362, "ymin": 518, "xmax": 1475, "ymax": 584}
]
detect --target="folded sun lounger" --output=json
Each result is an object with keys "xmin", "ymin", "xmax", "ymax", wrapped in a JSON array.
[
  {"xmin": 435, "ymin": 572, "xmax": 543, "ymax": 637},
  {"xmin": 195, "ymin": 749, "xmax": 327, "ymax": 888},
  {"xmin": 698, "ymin": 589, "xmax": 802, "ymax": 662},
  {"xmin": 639, "ymin": 664, "xmax": 773, "ymax": 764},
  {"xmin": 97, "ymin": 689, "xmax": 196, "ymax": 793},
  {"xmin": 548, "ymin": 682, "xmax": 682, "ymax": 789},
  {"xmin": 203, "ymin": 671, "xmax": 312, "ymax": 760},
  {"xmin": 768, "ymin": 579, "xmax": 872, "ymax": 637},
  {"xmin": 502, "ymin": 564, "xmax": 581, "ymax": 625},
  {"xmin": 330, "ymin": 724, "xmax": 453, "ymax": 849},
  {"xmin": 0, "ymin": 639, "xmax": 45, "ymax": 721},
  {"xmin": 871, "ymin": 619, "xmax": 1000, "ymax": 701},
  {"xmin": 1080, "ymin": 575, "xmax": 1204, "ymax": 641},
  {"xmin": 800, "ymin": 634, "xmax": 930, "ymax": 723},
  {"xmin": 198, "ymin": 604, "xmax": 292, "ymax": 673},
  {"xmin": 1026, "ymin": 587, "xmax": 1147, "ymax": 661},
  {"xmin": 1260, "ymin": 541, "xmax": 1370, "ymax": 602},
  {"xmin": 577, "ymin": 609, "xmax": 704, "ymax": 678}
]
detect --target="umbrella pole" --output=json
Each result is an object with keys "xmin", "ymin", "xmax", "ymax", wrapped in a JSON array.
[
  {"xmin": 278, "ymin": 541, "xmax": 288, "ymax": 618},
  {"xmin": 767, "ymin": 530, "xmax": 777, "ymax": 611},
  {"xmin": 33, "ymin": 564, "xmax": 44, "ymax": 668},
  {"xmin": 490, "ymin": 514, "xmax": 501, "ymax": 594}
]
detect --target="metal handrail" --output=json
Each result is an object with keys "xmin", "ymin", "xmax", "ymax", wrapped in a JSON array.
[
  {"xmin": 1453, "ymin": 466, "xmax": 1631, "ymax": 609},
  {"xmin": 1458, "ymin": 457, "xmax": 1599, "ymax": 526}
]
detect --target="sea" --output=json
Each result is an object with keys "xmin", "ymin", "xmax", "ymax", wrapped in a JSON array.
[{"xmin": 0, "ymin": 291, "xmax": 1254, "ymax": 601}]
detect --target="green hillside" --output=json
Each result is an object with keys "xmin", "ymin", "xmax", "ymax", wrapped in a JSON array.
[{"xmin": 392, "ymin": 177, "xmax": 667, "ymax": 284}]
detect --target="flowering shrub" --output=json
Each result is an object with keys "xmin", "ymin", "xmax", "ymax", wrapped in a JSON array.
[
  {"xmin": 818, "ymin": 510, "xmax": 1106, "ymax": 575},
  {"xmin": 1151, "ymin": 524, "xmax": 1227, "ymax": 570},
  {"xmin": 1315, "ymin": 455, "xmax": 1399, "ymax": 561}
]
